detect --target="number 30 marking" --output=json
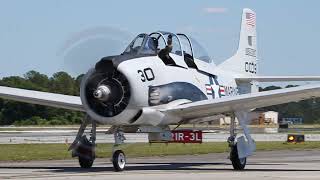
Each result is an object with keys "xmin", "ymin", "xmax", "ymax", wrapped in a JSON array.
[{"xmin": 138, "ymin": 68, "xmax": 155, "ymax": 82}]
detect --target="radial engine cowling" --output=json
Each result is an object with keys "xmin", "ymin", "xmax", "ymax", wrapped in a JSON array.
[{"xmin": 80, "ymin": 58, "xmax": 132, "ymax": 124}]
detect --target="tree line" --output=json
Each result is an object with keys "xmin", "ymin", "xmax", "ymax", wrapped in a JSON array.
[
  {"xmin": 0, "ymin": 71, "xmax": 320, "ymax": 125},
  {"xmin": 258, "ymin": 85, "xmax": 320, "ymax": 124}
]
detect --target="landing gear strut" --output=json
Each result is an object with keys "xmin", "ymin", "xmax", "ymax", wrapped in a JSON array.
[
  {"xmin": 228, "ymin": 113, "xmax": 247, "ymax": 170},
  {"xmin": 69, "ymin": 115, "xmax": 96, "ymax": 169},
  {"xmin": 111, "ymin": 129, "xmax": 127, "ymax": 171}
]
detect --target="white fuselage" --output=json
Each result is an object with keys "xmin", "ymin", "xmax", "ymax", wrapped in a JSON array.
[{"xmin": 91, "ymin": 55, "xmax": 241, "ymax": 126}]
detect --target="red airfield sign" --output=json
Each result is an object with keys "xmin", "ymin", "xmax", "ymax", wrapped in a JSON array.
[{"xmin": 170, "ymin": 130, "xmax": 202, "ymax": 143}]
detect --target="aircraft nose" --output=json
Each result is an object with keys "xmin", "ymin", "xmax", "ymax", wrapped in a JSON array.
[{"xmin": 80, "ymin": 57, "xmax": 131, "ymax": 118}]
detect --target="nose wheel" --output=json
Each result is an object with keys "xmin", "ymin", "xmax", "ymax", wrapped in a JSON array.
[
  {"xmin": 112, "ymin": 150, "xmax": 126, "ymax": 171},
  {"xmin": 111, "ymin": 129, "xmax": 127, "ymax": 171}
]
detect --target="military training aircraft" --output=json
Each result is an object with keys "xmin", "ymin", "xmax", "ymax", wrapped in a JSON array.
[{"xmin": 1, "ymin": 8, "xmax": 320, "ymax": 171}]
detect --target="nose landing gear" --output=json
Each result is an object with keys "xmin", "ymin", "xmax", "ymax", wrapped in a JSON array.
[
  {"xmin": 112, "ymin": 150, "xmax": 126, "ymax": 171},
  {"xmin": 111, "ymin": 129, "xmax": 127, "ymax": 171}
]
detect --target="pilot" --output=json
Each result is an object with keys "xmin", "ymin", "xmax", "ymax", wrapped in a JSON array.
[
  {"xmin": 158, "ymin": 35, "xmax": 175, "ymax": 65},
  {"xmin": 165, "ymin": 34, "xmax": 173, "ymax": 53}
]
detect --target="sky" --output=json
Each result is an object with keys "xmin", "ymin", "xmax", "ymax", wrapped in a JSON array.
[{"xmin": 0, "ymin": 0, "xmax": 320, "ymax": 78}]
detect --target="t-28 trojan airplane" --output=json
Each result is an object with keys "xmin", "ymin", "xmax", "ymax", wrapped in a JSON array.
[{"xmin": 1, "ymin": 8, "xmax": 320, "ymax": 171}]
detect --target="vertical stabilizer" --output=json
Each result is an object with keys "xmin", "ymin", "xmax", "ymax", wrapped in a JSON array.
[{"xmin": 219, "ymin": 8, "xmax": 257, "ymax": 76}]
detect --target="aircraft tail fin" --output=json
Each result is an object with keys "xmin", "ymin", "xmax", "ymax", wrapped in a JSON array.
[{"xmin": 219, "ymin": 8, "xmax": 257, "ymax": 76}]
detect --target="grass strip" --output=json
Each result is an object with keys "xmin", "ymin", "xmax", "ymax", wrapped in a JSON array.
[{"xmin": 1, "ymin": 142, "xmax": 320, "ymax": 161}]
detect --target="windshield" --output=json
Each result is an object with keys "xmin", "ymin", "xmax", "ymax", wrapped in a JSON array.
[
  {"xmin": 123, "ymin": 34, "xmax": 157, "ymax": 56},
  {"xmin": 189, "ymin": 37, "xmax": 211, "ymax": 63},
  {"xmin": 123, "ymin": 33, "xmax": 210, "ymax": 61},
  {"xmin": 160, "ymin": 32, "xmax": 183, "ymax": 56}
]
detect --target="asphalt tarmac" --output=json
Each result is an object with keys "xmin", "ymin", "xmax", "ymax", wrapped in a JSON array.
[{"xmin": 0, "ymin": 150, "xmax": 320, "ymax": 179}]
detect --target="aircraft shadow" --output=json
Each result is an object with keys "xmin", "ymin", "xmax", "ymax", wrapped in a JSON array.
[{"xmin": 1, "ymin": 162, "xmax": 320, "ymax": 173}]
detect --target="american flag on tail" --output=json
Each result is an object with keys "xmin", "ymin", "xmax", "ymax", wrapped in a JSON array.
[{"xmin": 246, "ymin": 12, "xmax": 255, "ymax": 27}]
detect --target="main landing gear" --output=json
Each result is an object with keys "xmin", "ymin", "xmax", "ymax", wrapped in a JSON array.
[
  {"xmin": 227, "ymin": 113, "xmax": 247, "ymax": 170},
  {"xmin": 69, "ymin": 116, "xmax": 128, "ymax": 171},
  {"xmin": 230, "ymin": 144, "xmax": 247, "ymax": 170},
  {"xmin": 68, "ymin": 115, "xmax": 96, "ymax": 169}
]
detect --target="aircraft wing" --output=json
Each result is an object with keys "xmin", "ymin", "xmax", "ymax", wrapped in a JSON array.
[
  {"xmin": 162, "ymin": 84, "xmax": 320, "ymax": 120},
  {"xmin": 0, "ymin": 86, "xmax": 84, "ymax": 111},
  {"xmin": 235, "ymin": 76, "xmax": 320, "ymax": 82}
]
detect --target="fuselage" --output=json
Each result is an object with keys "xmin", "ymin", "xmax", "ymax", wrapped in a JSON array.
[
  {"xmin": 118, "ymin": 55, "xmax": 239, "ymax": 108},
  {"xmin": 81, "ymin": 55, "xmax": 240, "ymax": 126},
  {"xmin": 80, "ymin": 31, "xmax": 248, "ymax": 126}
]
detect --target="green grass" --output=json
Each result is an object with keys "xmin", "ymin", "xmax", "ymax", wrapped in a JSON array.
[{"xmin": 1, "ymin": 142, "xmax": 320, "ymax": 161}]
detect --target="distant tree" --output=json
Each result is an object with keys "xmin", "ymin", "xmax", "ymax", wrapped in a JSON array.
[
  {"xmin": 0, "ymin": 76, "xmax": 35, "ymax": 90},
  {"xmin": 0, "ymin": 101, "xmax": 36, "ymax": 125},
  {"xmin": 0, "ymin": 98, "xmax": 3, "ymax": 109},
  {"xmin": 24, "ymin": 71, "xmax": 49, "ymax": 91},
  {"xmin": 257, "ymin": 85, "xmax": 320, "ymax": 124},
  {"xmin": 50, "ymin": 71, "xmax": 76, "ymax": 95}
]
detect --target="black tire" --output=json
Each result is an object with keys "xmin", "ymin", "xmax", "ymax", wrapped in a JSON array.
[
  {"xmin": 112, "ymin": 150, "xmax": 126, "ymax": 172},
  {"xmin": 79, "ymin": 156, "xmax": 94, "ymax": 168},
  {"xmin": 230, "ymin": 145, "xmax": 246, "ymax": 170},
  {"xmin": 76, "ymin": 136, "xmax": 95, "ymax": 169}
]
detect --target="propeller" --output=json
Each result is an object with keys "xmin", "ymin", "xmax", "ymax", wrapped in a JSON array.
[
  {"xmin": 57, "ymin": 26, "xmax": 133, "ymax": 118},
  {"xmin": 57, "ymin": 26, "xmax": 133, "ymax": 76}
]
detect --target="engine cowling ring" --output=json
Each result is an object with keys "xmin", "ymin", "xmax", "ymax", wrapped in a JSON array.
[{"xmin": 80, "ymin": 68, "xmax": 131, "ymax": 122}]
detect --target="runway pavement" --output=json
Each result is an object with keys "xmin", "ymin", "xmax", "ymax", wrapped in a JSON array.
[{"xmin": 0, "ymin": 150, "xmax": 320, "ymax": 179}]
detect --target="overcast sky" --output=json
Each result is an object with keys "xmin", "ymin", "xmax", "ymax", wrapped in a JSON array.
[{"xmin": 0, "ymin": 0, "xmax": 319, "ymax": 78}]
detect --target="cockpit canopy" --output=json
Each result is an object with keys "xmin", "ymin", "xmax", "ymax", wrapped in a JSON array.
[{"xmin": 123, "ymin": 31, "xmax": 212, "ymax": 63}]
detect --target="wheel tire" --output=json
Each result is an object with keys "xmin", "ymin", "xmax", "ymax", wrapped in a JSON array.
[
  {"xmin": 230, "ymin": 145, "xmax": 246, "ymax": 170},
  {"xmin": 76, "ymin": 136, "xmax": 95, "ymax": 169},
  {"xmin": 112, "ymin": 150, "xmax": 126, "ymax": 172},
  {"xmin": 79, "ymin": 156, "xmax": 94, "ymax": 168}
]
